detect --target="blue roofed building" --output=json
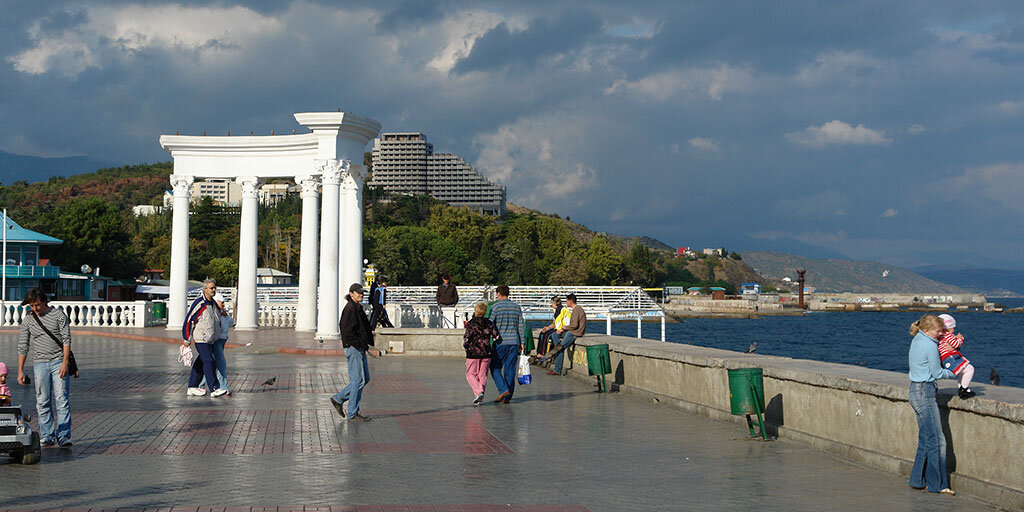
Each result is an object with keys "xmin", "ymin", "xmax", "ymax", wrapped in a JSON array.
[{"xmin": 2, "ymin": 215, "xmax": 111, "ymax": 301}]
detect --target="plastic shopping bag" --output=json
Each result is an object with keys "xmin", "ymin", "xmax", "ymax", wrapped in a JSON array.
[
  {"xmin": 178, "ymin": 344, "xmax": 194, "ymax": 367},
  {"xmin": 517, "ymin": 354, "xmax": 532, "ymax": 385}
]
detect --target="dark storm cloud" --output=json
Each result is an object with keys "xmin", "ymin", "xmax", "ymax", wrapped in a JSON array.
[
  {"xmin": 5, "ymin": 0, "xmax": 1024, "ymax": 267},
  {"xmin": 451, "ymin": 10, "xmax": 604, "ymax": 74}
]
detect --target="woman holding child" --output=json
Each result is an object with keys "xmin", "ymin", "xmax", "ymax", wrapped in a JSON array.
[{"xmin": 906, "ymin": 314, "xmax": 956, "ymax": 495}]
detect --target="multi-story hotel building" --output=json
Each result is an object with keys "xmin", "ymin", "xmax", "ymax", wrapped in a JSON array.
[{"xmin": 368, "ymin": 132, "xmax": 506, "ymax": 215}]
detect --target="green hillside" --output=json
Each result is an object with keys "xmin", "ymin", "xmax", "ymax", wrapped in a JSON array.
[
  {"xmin": 1, "ymin": 163, "xmax": 762, "ymax": 290},
  {"xmin": 742, "ymin": 251, "xmax": 966, "ymax": 293}
]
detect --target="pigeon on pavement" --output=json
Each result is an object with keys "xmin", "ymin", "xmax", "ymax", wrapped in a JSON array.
[
  {"xmin": 261, "ymin": 377, "xmax": 277, "ymax": 387},
  {"xmin": 745, "ymin": 342, "xmax": 757, "ymax": 354},
  {"xmin": 989, "ymin": 368, "xmax": 1000, "ymax": 386}
]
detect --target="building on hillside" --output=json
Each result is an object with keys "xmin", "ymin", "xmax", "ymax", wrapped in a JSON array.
[
  {"xmin": 257, "ymin": 267, "xmax": 295, "ymax": 285},
  {"xmin": 740, "ymin": 283, "xmax": 761, "ymax": 296},
  {"xmin": 368, "ymin": 132, "xmax": 506, "ymax": 215},
  {"xmin": 1, "ymin": 216, "xmax": 112, "ymax": 301},
  {"xmin": 160, "ymin": 180, "xmax": 299, "ymax": 208},
  {"xmin": 258, "ymin": 183, "xmax": 294, "ymax": 206},
  {"xmin": 132, "ymin": 205, "xmax": 164, "ymax": 217},
  {"xmin": 709, "ymin": 287, "xmax": 727, "ymax": 300},
  {"xmin": 703, "ymin": 248, "xmax": 723, "ymax": 256}
]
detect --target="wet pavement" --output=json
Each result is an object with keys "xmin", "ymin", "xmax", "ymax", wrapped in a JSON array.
[{"xmin": 0, "ymin": 331, "xmax": 1002, "ymax": 511}]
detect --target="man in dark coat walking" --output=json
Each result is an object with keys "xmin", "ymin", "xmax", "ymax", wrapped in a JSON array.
[
  {"xmin": 369, "ymin": 277, "xmax": 393, "ymax": 330},
  {"xmin": 330, "ymin": 283, "xmax": 379, "ymax": 422}
]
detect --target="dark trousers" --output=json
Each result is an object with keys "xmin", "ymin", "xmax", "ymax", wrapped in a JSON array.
[
  {"xmin": 537, "ymin": 330, "xmax": 558, "ymax": 355},
  {"xmin": 490, "ymin": 344, "xmax": 519, "ymax": 398},
  {"xmin": 188, "ymin": 343, "xmax": 220, "ymax": 391},
  {"xmin": 369, "ymin": 305, "xmax": 393, "ymax": 329}
]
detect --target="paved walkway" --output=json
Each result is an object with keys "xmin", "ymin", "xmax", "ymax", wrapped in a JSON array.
[{"xmin": 0, "ymin": 331, "xmax": 1001, "ymax": 511}]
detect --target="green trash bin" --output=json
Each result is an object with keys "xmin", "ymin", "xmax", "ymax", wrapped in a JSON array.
[
  {"xmin": 727, "ymin": 367, "xmax": 767, "ymax": 439},
  {"xmin": 152, "ymin": 301, "xmax": 166, "ymax": 320},
  {"xmin": 524, "ymin": 326, "xmax": 535, "ymax": 353},
  {"xmin": 585, "ymin": 344, "xmax": 612, "ymax": 392}
]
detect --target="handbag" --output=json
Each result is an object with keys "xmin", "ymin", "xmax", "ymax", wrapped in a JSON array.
[{"xmin": 31, "ymin": 312, "xmax": 78, "ymax": 378}]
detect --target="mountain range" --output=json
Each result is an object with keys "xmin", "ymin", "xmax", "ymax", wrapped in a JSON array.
[{"xmin": 0, "ymin": 150, "xmax": 112, "ymax": 185}]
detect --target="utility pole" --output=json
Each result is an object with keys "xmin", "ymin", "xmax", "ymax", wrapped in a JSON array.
[{"xmin": 797, "ymin": 269, "xmax": 807, "ymax": 309}]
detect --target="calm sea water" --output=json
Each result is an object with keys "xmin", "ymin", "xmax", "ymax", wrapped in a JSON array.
[{"xmin": 530, "ymin": 298, "xmax": 1024, "ymax": 389}]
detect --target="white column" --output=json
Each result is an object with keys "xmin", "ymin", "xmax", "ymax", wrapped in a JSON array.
[
  {"xmin": 338, "ymin": 165, "xmax": 365, "ymax": 304},
  {"xmin": 295, "ymin": 175, "xmax": 320, "ymax": 332},
  {"xmin": 316, "ymin": 160, "xmax": 346, "ymax": 339},
  {"xmin": 637, "ymin": 315, "xmax": 642, "ymax": 338},
  {"xmin": 606, "ymin": 315, "xmax": 612, "ymax": 335},
  {"xmin": 235, "ymin": 176, "xmax": 260, "ymax": 331},
  {"xmin": 167, "ymin": 175, "xmax": 193, "ymax": 330}
]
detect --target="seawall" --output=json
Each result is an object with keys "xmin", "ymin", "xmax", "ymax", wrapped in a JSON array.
[{"xmin": 375, "ymin": 328, "xmax": 1024, "ymax": 510}]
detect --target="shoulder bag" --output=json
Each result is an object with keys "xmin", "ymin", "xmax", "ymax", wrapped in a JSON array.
[{"xmin": 32, "ymin": 312, "xmax": 79, "ymax": 378}]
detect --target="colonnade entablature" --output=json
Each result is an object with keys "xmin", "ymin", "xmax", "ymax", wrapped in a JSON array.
[{"xmin": 159, "ymin": 111, "xmax": 381, "ymax": 339}]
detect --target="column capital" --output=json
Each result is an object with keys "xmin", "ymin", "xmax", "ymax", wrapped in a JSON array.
[
  {"xmin": 236, "ymin": 176, "xmax": 260, "ymax": 198},
  {"xmin": 341, "ymin": 164, "xmax": 366, "ymax": 192},
  {"xmin": 170, "ymin": 175, "xmax": 194, "ymax": 195},
  {"xmin": 296, "ymin": 175, "xmax": 321, "ymax": 197},
  {"xmin": 317, "ymin": 158, "xmax": 350, "ymax": 185}
]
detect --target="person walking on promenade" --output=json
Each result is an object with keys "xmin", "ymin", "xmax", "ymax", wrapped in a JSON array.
[
  {"xmin": 537, "ymin": 296, "xmax": 570, "ymax": 357},
  {"xmin": 199, "ymin": 292, "xmax": 233, "ymax": 396},
  {"xmin": 331, "ymin": 283, "xmax": 379, "ymax": 422},
  {"xmin": 369, "ymin": 276, "xmax": 394, "ymax": 330},
  {"xmin": 488, "ymin": 285, "xmax": 524, "ymax": 404},
  {"xmin": 464, "ymin": 302, "xmax": 501, "ymax": 405},
  {"xmin": 182, "ymin": 279, "xmax": 226, "ymax": 397},
  {"xmin": 436, "ymin": 273, "xmax": 459, "ymax": 327},
  {"xmin": 937, "ymin": 314, "xmax": 976, "ymax": 399},
  {"xmin": 16, "ymin": 287, "xmax": 74, "ymax": 447},
  {"xmin": 547, "ymin": 293, "xmax": 587, "ymax": 376},
  {"xmin": 907, "ymin": 314, "xmax": 956, "ymax": 495}
]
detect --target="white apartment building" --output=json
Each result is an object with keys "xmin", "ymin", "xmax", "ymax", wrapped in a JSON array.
[
  {"xmin": 368, "ymin": 132, "xmax": 506, "ymax": 215},
  {"xmin": 160, "ymin": 179, "xmax": 297, "ymax": 208}
]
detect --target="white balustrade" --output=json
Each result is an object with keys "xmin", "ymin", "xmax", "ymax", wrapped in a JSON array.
[{"xmin": 0, "ymin": 300, "xmax": 162, "ymax": 328}]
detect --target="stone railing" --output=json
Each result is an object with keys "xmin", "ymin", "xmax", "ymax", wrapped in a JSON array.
[
  {"xmin": 222, "ymin": 302, "xmax": 299, "ymax": 328},
  {"xmin": 566, "ymin": 336, "xmax": 1024, "ymax": 511},
  {"xmin": 0, "ymin": 301, "xmax": 163, "ymax": 328}
]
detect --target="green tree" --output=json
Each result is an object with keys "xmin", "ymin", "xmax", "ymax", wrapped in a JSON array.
[
  {"xmin": 626, "ymin": 239, "xmax": 655, "ymax": 286},
  {"xmin": 585, "ymin": 236, "xmax": 623, "ymax": 285},
  {"xmin": 43, "ymin": 197, "xmax": 142, "ymax": 278},
  {"xmin": 549, "ymin": 252, "xmax": 588, "ymax": 285},
  {"xmin": 202, "ymin": 257, "xmax": 239, "ymax": 286}
]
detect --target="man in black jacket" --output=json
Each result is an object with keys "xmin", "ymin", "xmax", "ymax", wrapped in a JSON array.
[{"xmin": 330, "ymin": 283, "xmax": 378, "ymax": 422}]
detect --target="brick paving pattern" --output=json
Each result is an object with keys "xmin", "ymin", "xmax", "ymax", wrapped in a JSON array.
[
  {"xmin": 84, "ymin": 372, "xmax": 431, "ymax": 394},
  {"xmin": 0, "ymin": 333, "xmax": 1003, "ymax": 511}
]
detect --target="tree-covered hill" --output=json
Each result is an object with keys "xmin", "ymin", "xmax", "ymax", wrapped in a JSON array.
[
  {"xmin": 742, "ymin": 251, "xmax": 968, "ymax": 293},
  {"xmin": 0, "ymin": 163, "xmax": 768, "ymax": 292}
]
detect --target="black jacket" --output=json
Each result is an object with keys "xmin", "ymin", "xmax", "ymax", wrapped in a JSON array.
[{"xmin": 339, "ymin": 297, "xmax": 374, "ymax": 351}]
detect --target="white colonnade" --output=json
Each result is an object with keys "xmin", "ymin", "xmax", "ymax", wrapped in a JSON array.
[{"xmin": 160, "ymin": 112, "xmax": 381, "ymax": 338}]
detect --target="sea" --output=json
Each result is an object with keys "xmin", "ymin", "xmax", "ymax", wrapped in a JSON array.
[{"xmin": 529, "ymin": 298, "xmax": 1024, "ymax": 389}]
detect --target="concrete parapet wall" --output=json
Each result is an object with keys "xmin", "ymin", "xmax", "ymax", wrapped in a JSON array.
[
  {"xmin": 374, "ymin": 327, "xmax": 466, "ymax": 357},
  {"xmin": 567, "ymin": 336, "xmax": 1024, "ymax": 511}
]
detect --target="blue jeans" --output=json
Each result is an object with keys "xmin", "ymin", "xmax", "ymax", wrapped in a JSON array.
[
  {"xmin": 333, "ymin": 347, "xmax": 370, "ymax": 418},
  {"xmin": 188, "ymin": 343, "xmax": 220, "ymax": 392},
  {"xmin": 490, "ymin": 344, "xmax": 519, "ymax": 398},
  {"xmin": 553, "ymin": 332, "xmax": 577, "ymax": 373},
  {"xmin": 33, "ymin": 358, "xmax": 71, "ymax": 443},
  {"xmin": 908, "ymin": 381, "xmax": 949, "ymax": 492},
  {"xmin": 199, "ymin": 339, "xmax": 229, "ymax": 391}
]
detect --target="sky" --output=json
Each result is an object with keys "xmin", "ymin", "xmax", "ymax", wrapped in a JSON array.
[{"xmin": 3, "ymin": 1, "xmax": 1024, "ymax": 269}]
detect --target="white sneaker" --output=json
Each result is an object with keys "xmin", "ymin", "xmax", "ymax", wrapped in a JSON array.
[
  {"xmin": 210, "ymin": 388, "xmax": 228, "ymax": 397},
  {"xmin": 187, "ymin": 387, "xmax": 207, "ymax": 396}
]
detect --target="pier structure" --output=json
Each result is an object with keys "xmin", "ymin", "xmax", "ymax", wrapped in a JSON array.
[{"xmin": 159, "ymin": 111, "xmax": 381, "ymax": 338}]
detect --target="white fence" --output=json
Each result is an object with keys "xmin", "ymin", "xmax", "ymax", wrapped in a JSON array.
[{"xmin": 0, "ymin": 300, "xmax": 163, "ymax": 328}]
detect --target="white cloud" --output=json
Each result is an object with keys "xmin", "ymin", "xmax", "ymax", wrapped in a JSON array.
[
  {"xmin": 907, "ymin": 124, "xmax": 925, "ymax": 134},
  {"xmin": 422, "ymin": 11, "xmax": 515, "ymax": 74},
  {"xmin": 687, "ymin": 137, "xmax": 719, "ymax": 151},
  {"xmin": 473, "ymin": 113, "xmax": 600, "ymax": 206},
  {"xmin": 936, "ymin": 163, "xmax": 1024, "ymax": 215},
  {"xmin": 881, "ymin": 208, "xmax": 899, "ymax": 217},
  {"xmin": 992, "ymin": 99, "xmax": 1024, "ymax": 116},
  {"xmin": 9, "ymin": 4, "xmax": 283, "ymax": 76},
  {"xmin": 605, "ymin": 63, "xmax": 754, "ymax": 102},
  {"xmin": 785, "ymin": 120, "xmax": 892, "ymax": 148}
]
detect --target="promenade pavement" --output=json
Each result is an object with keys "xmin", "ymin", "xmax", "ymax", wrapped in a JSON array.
[{"xmin": 0, "ymin": 329, "xmax": 1002, "ymax": 511}]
